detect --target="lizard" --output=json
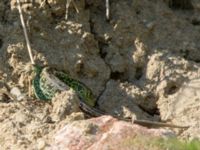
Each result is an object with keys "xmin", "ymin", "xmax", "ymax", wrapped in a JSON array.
[{"xmin": 32, "ymin": 64, "xmax": 189, "ymax": 129}]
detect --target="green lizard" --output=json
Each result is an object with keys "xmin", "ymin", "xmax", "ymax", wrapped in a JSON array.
[{"xmin": 32, "ymin": 64, "xmax": 96, "ymax": 107}]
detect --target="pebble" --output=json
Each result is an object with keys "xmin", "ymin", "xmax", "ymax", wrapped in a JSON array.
[
  {"xmin": 37, "ymin": 139, "xmax": 46, "ymax": 150},
  {"xmin": 10, "ymin": 87, "xmax": 26, "ymax": 101}
]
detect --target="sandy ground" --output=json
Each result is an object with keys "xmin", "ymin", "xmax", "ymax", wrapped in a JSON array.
[{"xmin": 1, "ymin": 0, "xmax": 200, "ymax": 149}]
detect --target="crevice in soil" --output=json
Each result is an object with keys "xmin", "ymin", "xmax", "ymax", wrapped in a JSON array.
[
  {"xmin": 0, "ymin": 38, "xmax": 3, "ymax": 49},
  {"xmin": 87, "ymin": 1, "xmax": 160, "ymax": 120},
  {"xmin": 180, "ymin": 49, "xmax": 200, "ymax": 63},
  {"xmin": 191, "ymin": 19, "xmax": 200, "ymax": 26},
  {"xmin": 164, "ymin": 84, "xmax": 179, "ymax": 96},
  {"xmin": 139, "ymin": 92, "xmax": 160, "ymax": 116},
  {"xmin": 135, "ymin": 66, "xmax": 143, "ymax": 80},
  {"xmin": 110, "ymin": 71, "xmax": 124, "ymax": 81},
  {"xmin": 98, "ymin": 41, "xmax": 108, "ymax": 59},
  {"xmin": 139, "ymin": 104, "xmax": 160, "ymax": 116},
  {"xmin": 167, "ymin": 0, "xmax": 193, "ymax": 10},
  {"xmin": 87, "ymin": 9, "xmax": 111, "ymax": 104}
]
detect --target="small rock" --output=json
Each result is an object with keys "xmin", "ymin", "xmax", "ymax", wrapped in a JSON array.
[
  {"xmin": 10, "ymin": 87, "xmax": 26, "ymax": 101},
  {"xmin": 12, "ymin": 110, "xmax": 29, "ymax": 124},
  {"xmin": 37, "ymin": 139, "xmax": 46, "ymax": 150},
  {"xmin": 50, "ymin": 116, "xmax": 175, "ymax": 150}
]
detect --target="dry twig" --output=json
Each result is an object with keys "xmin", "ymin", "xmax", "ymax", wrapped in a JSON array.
[{"xmin": 16, "ymin": 0, "xmax": 35, "ymax": 65}]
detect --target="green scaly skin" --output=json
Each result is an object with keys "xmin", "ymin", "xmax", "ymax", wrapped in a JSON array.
[
  {"xmin": 32, "ymin": 65, "xmax": 50, "ymax": 100},
  {"xmin": 53, "ymin": 70, "xmax": 96, "ymax": 107},
  {"xmin": 32, "ymin": 65, "xmax": 96, "ymax": 107}
]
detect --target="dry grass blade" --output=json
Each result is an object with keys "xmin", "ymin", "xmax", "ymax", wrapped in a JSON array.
[
  {"xmin": 16, "ymin": 0, "xmax": 35, "ymax": 65},
  {"xmin": 106, "ymin": 0, "xmax": 110, "ymax": 20}
]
